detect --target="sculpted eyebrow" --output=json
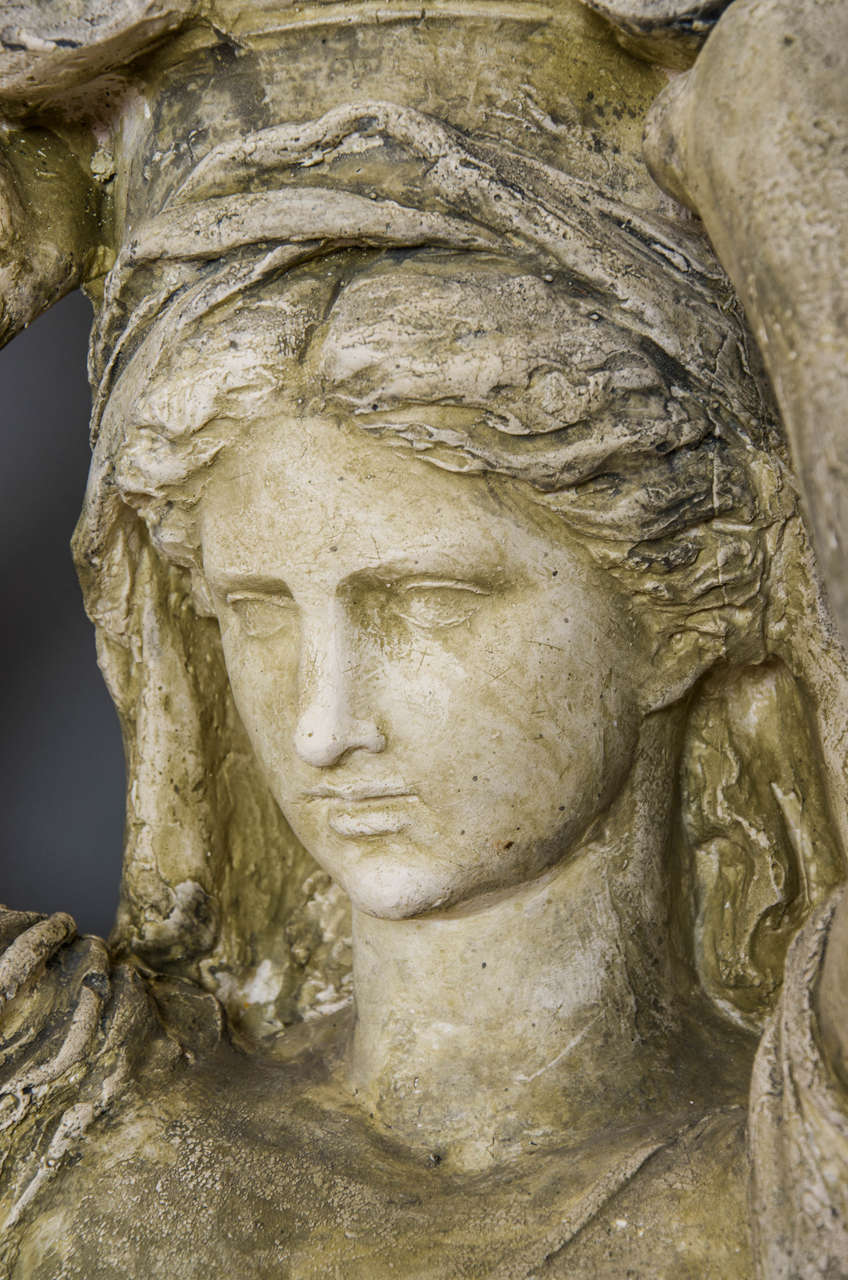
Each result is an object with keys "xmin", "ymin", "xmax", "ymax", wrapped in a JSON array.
[{"xmin": 209, "ymin": 572, "xmax": 291, "ymax": 596}]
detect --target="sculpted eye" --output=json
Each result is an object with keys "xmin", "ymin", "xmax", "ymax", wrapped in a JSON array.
[
  {"xmin": 226, "ymin": 591, "xmax": 295, "ymax": 639},
  {"xmin": 391, "ymin": 580, "xmax": 491, "ymax": 630}
]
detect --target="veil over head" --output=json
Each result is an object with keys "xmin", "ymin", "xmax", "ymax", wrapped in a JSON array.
[{"xmin": 1, "ymin": 0, "xmax": 844, "ymax": 1037}]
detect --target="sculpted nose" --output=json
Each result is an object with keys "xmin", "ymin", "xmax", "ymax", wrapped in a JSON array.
[
  {"xmin": 293, "ymin": 610, "xmax": 386, "ymax": 768},
  {"xmin": 294, "ymin": 703, "xmax": 386, "ymax": 768}
]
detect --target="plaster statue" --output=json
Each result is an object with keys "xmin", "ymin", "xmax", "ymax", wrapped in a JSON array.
[{"xmin": 0, "ymin": 1, "xmax": 846, "ymax": 1276}]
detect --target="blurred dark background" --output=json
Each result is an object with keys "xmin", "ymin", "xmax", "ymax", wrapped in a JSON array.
[{"xmin": 0, "ymin": 289, "xmax": 125, "ymax": 937}]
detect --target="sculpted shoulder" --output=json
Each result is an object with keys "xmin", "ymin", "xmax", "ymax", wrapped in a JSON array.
[
  {"xmin": 10, "ymin": 1007, "xmax": 755, "ymax": 1280},
  {"xmin": 547, "ymin": 1105, "xmax": 753, "ymax": 1280}
]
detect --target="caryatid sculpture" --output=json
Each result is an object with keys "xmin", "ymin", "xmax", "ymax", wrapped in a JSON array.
[{"xmin": 0, "ymin": 1, "xmax": 846, "ymax": 1275}]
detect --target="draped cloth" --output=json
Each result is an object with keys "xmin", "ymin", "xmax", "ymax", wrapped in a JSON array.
[
  {"xmin": 0, "ymin": 900, "xmax": 846, "ymax": 1277},
  {"xmin": 85, "ymin": 100, "xmax": 772, "ymax": 449},
  {"xmin": 0, "ymin": 6, "xmax": 843, "ymax": 1272},
  {"xmin": 64, "ymin": 56, "xmax": 848, "ymax": 1275},
  {"xmin": 72, "ymin": 90, "xmax": 801, "ymax": 1022},
  {"xmin": 70, "ymin": 96, "xmax": 848, "ymax": 1279},
  {"xmin": 750, "ymin": 889, "xmax": 848, "ymax": 1279}
]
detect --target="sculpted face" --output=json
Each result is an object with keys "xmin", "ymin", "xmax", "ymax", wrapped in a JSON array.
[
  {"xmin": 196, "ymin": 263, "xmax": 657, "ymax": 919},
  {"xmin": 199, "ymin": 421, "xmax": 653, "ymax": 919}
]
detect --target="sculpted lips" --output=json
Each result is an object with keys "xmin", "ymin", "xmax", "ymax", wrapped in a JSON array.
[{"xmin": 303, "ymin": 782, "xmax": 419, "ymax": 837}]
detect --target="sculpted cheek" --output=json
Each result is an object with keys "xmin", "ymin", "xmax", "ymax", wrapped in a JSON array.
[
  {"xmin": 382, "ymin": 642, "xmax": 459, "ymax": 734},
  {"xmin": 218, "ymin": 633, "xmax": 297, "ymax": 765}
]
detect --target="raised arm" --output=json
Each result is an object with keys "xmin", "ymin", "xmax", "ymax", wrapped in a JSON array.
[
  {"xmin": 643, "ymin": 0, "xmax": 848, "ymax": 635},
  {"xmin": 644, "ymin": 5, "xmax": 848, "ymax": 1274}
]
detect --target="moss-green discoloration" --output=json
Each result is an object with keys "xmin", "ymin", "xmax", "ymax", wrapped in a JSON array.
[{"xmin": 1, "ymin": 1, "xmax": 847, "ymax": 1275}]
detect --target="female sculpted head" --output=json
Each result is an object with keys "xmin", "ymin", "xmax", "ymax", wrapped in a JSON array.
[
  {"xmin": 198, "ymin": 398, "xmax": 644, "ymax": 923},
  {"xmin": 130, "ymin": 250, "xmax": 687, "ymax": 922},
  {"xmin": 96, "ymin": 245, "xmax": 843, "ymax": 1035},
  {"xmin": 57, "ymin": 17, "xmax": 843, "ymax": 1037}
]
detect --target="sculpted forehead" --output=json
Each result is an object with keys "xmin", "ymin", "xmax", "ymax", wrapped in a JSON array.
[
  {"xmin": 199, "ymin": 408, "xmax": 519, "ymax": 583},
  {"xmin": 194, "ymin": 254, "xmax": 660, "ymax": 587}
]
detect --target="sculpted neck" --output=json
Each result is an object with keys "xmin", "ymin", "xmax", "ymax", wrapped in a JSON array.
[{"xmin": 346, "ymin": 714, "xmax": 687, "ymax": 1172}]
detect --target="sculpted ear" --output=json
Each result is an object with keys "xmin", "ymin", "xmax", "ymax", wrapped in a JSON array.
[
  {"xmin": 189, "ymin": 568, "xmax": 217, "ymax": 618},
  {"xmin": 634, "ymin": 617, "xmax": 748, "ymax": 716},
  {"xmin": 636, "ymin": 630, "xmax": 715, "ymax": 714}
]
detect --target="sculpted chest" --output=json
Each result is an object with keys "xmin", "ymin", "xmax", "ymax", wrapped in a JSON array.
[{"xmin": 12, "ymin": 1027, "xmax": 752, "ymax": 1280}]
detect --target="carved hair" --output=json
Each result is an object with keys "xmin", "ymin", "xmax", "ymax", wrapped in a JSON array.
[
  {"xmin": 118, "ymin": 246, "xmax": 778, "ymax": 666},
  {"xmin": 67, "ymin": 100, "xmax": 846, "ymax": 1037},
  {"xmin": 94, "ymin": 241, "xmax": 844, "ymax": 1035}
]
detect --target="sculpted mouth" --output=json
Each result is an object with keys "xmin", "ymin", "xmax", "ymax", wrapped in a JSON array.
[
  {"xmin": 303, "ymin": 782, "xmax": 415, "ymax": 802},
  {"xmin": 302, "ymin": 782, "xmax": 419, "ymax": 836},
  {"xmin": 327, "ymin": 807, "xmax": 415, "ymax": 837}
]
